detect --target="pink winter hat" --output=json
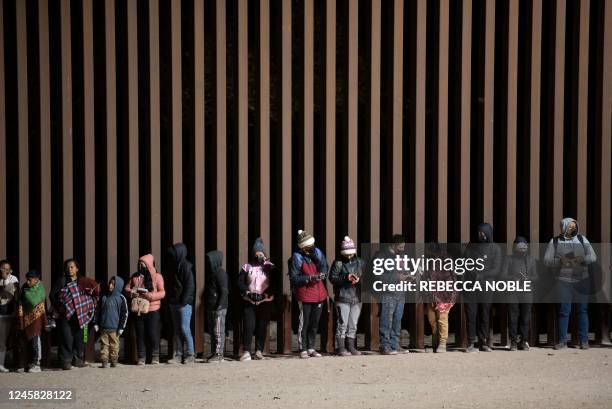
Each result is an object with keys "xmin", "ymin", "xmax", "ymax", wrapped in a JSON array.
[{"xmin": 340, "ymin": 236, "xmax": 356, "ymax": 256}]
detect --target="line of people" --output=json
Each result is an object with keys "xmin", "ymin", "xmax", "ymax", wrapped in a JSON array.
[{"xmin": 0, "ymin": 216, "xmax": 599, "ymax": 372}]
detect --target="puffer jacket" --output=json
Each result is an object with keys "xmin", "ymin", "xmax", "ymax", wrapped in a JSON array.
[{"xmin": 328, "ymin": 256, "xmax": 364, "ymax": 304}]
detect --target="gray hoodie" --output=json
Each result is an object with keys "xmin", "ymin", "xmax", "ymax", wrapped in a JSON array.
[{"xmin": 544, "ymin": 218, "xmax": 596, "ymax": 283}]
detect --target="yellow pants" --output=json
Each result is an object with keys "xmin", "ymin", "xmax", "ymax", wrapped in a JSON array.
[
  {"xmin": 426, "ymin": 305, "xmax": 449, "ymax": 344},
  {"xmin": 100, "ymin": 330, "xmax": 120, "ymax": 363}
]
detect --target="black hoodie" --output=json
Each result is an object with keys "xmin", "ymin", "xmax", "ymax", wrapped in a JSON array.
[
  {"xmin": 464, "ymin": 223, "xmax": 502, "ymax": 281},
  {"xmin": 166, "ymin": 243, "xmax": 195, "ymax": 305},
  {"xmin": 205, "ymin": 251, "xmax": 228, "ymax": 310}
]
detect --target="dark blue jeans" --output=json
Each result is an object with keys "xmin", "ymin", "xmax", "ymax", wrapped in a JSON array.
[
  {"xmin": 379, "ymin": 296, "xmax": 404, "ymax": 351},
  {"xmin": 557, "ymin": 279, "xmax": 589, "ymax": 344}
]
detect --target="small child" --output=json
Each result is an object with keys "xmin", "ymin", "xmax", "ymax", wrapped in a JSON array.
[
  {"xmin": 93, "ymin": 276, "xmax": 128, "ymax": 368},
  {"xmin": 0, "ymin": 260, "xmax": 19, "ymax": 372},
  {"xmin": 424, "ymin": 243, "xmax": 457, "ymax": 353},
  {"xmin": 17, "ymin": 270, "xmax": 47, "ymax": 373},
  {"xmin": 205, "ymin": 251, "xmax": 228, "ymax": 362}
]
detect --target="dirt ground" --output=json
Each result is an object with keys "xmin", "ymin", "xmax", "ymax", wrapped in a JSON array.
[{"xmin": 1, "ymin": 346, "xmax": 611, "ymax": 409}]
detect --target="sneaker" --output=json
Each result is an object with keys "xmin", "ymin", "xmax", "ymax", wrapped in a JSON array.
[
  {"xmin": 110, "ymin": 361, "xmax": 118, "ymax": 368},
  {"xmin": 239, "ymin": 351, "xmax": 252, "ymax": 361},
  {"xmin": 183, "ymin": 355, "xmax": 196, "ymax": 364},
  {"xmin": 465, "ymin": 344, "xmax": 478, "ymax": 353},
  {"xmin": 136, "ymin": 359, "xmax": 145, "ymax": 366},
  {"xmin": 510, "ymin": 341, "xmax": 518, "ymax": 351},
  {"xmin": 396, "ymin": 347, "xmax": 410, "ymax": 354},
  {"xmin": 308, "ymin": 349, "xmax": 322, "ymax": 358},
  {"xmin": 519, "ymin": 341, "xmax": 530, "ymax": 351},
  {"xmin": 207, "ymin": 354, "xmax": 224, "ymax": 363},
  {"xmin": 166, "ymin": 358, "xmax": 180, "ymax": 364},
  {"xmin": 381, "ymin": 348, "xmax": 398, "ymax": 355},
  {"xmin": 299, "ymin": 350, "xmax": 310, "ymax": 359},
  {"xmin": 436, "ymin": 342, "xmax": 447, "ymax": 353},
  {"xmin": 254, "ymin": 350, "xmax": 264, "ymax": 360},
  {"xmin": 73, "ymin": 361, "xmax": 88, "ymax": 368},
  {"xmin": 100, "ymin": 362, "xmax": 110, "ymax": 369},
  {"xmin": 0, "ymin": 365, "xmax": 9, "ymax": 373},
  {"xmin": 479, "ymin": 345, "xmax": 492, "ymax": 352},
  {"xmin": 28, "ymin": 365, "xmax": 41, "ymax": 373},
  {"xmin": 61, "ymin": 362, "xmax": 72, "ymax": 370},
  {"xmin": 16, "ymin": 368, "xmax": 25, "ymax": 373},
  {"xmin": 580, "ymin": 341, "xmax": 590, "ymax": 350},
  {"xmin": 150, "ymin": 359, "xmax": 160, "ymax": 365},
  {"xmin": 553, "ymin": 343, "xmax": 567, "ymax": 350}
]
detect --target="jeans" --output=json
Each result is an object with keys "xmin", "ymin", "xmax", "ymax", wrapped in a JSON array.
[
  {"xmin": 243, "ymin": 301, "xmax": 271, "ymax": 352},
  {"xmin": 206, "ymin": 308, "xmax": 227, "ymax": 356},
  {"xmin": 57, "ymin": 315, "xmax": 84, "ymax": 365},
  {"xmin": 297, "ymin": 301, "xmax": 323, "ymax": 351},
  {"xmin": 557, "ymin": 279, "xmax": 589, "ymax": 343},
  {"xmin": 170, "ymin": 304, "xmax": 195, "ymax": 358},
  {"xmin": 379, "ymin": 296, "xmax": 404, "ymax": 351},
  {"xmin": 99, "ymin": 330, "xmax": 120, "ymax": 363},
  {"xmin": 19, "ymin": 334, "xmax": 41, "ymax": 368},
  {"xmin": 0, "ymin": 316, "xmax": 12, "ymax": 367},
  {"xmin": 465, "ymin": 302, "xmax": 491, "ymax": 345},
  {"xmin": 335, "ymin": 302, "xmax": 362, "ymax": 343},
  {"xmin": 135, "ymin": 310, "xmax": 160, "ymax": 361},
  {"xmin": 508, "ymin": 303, "xmax": 532, "ymax": 343}
]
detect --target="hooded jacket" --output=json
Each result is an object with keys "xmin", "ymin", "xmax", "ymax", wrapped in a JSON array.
[
  {"xmin": 503, "ymin": 237, "xmax": 538, "ymax": 282},
  {"xmin": 0, "ymin": 274, "xmax": 18, "ymax": 316},
  {"xmin": 95, "ymin": 276, "xmax": 128, "ymax": 331},
  {"xmin": 238, "ymin": 238, "xmax": 275, "ymax": 297},
  {"xmin": 124, "ymin": 254, "xmax": 166, "ymax": 312},
  {"xmin": 289, "ymin": 247, "xmax": 328, "ymax": 303},
  {"xmin": 464, "ymin": 223, "xmax": 502, "ymax": 281},
  {"xmin": 544, "ymin": 218, "xmax": 596, "ymax": 283},
  {"xmin": 166, "ymin": 243, "xmax": 195, "ymax": 305},
  {"xmin": 205, "ymin": 251, "xmax": 228, "ymax": 310},
  {"xmin": 329, "ymin": 255, "xmax": 364, "ymax": 304}
]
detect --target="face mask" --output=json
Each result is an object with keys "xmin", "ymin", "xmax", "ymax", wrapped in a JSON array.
[
  {"xmin": 138, "ymin": 265, "xmax": 147, "ymax": 273},
  {"xmin": 479, "ymin": 233, "xmax": 488, "ymax": 242}
]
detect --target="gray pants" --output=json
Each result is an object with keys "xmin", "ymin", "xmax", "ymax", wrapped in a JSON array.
[
  {"xmin": 0, "ymin": 316, "xmax": 12, "ymax": 367},
  {"xmin": 335, "ymin": 302, "xmax": 362, "ymax": 345},
  {"xmin": 207, "ymin": 308, "xmax": 227, "ymax": 356}
]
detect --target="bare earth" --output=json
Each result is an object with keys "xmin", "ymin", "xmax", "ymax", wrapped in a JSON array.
[{"xmin": 2, "ymin": 347, "xmax": 611, "ymax": 409}]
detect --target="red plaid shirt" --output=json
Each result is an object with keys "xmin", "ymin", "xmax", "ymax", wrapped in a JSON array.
[{"xmin": 59, "ymin": 281, "xmax": 96, "ymax": 328}]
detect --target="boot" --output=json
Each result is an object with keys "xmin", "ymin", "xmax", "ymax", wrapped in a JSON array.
[
  {"xmin": 346, "ymin": 337, "xmax": 361, "ymax": 356},
  {"xmin": 336, "ymin": 337, "xmax": 350, "ymax": 356}
]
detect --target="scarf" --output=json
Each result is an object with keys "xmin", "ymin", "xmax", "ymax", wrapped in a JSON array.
[
  {"xmin": 18, "ymin": 282, "xmax": 47, "ymax": 339},
  {"xmin": 21, "ymin": 282, "xmax": 46, "ymax": 314}
]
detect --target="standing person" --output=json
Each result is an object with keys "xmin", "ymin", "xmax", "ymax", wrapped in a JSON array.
[
  {"xmin": 93, "ymin": 276, "xmax": 128, "ymax": 368},
  {"xmin": 238, "ymin": 238, "xmax": 276, "ymax": 361},
  {"xmin": 504, "ymin": 236, "xmax": 538, "ymax": 351},
  {"xmin": 125, "ymin": 255, "xmax": 166, "ymax": 365},
  {"xmin": 329, "ymin": 236, "xmax": 364, "ymax": 356},
  {"xmin": 16, "ymin": 271, "xmax": 47, "ymax": 373},
  {"xmin": 289, "ymin": 230, "xmax": 329, "ymax": 359},
  {"xmin": 377, "ymin": 234, "xmax": 409, "ymax": 355},
  {"xmin": 423, "ymin": 243, "xmax": 457, "ymax": 353},
  {"xmin": 0, "ymin": 260, "xmax": 18, "ymax": 372},
  {"xmin": 166, "ymin": 243, "xmax": 195, "ymax": 364},
  {"xmin": 205, "ymin": 251, "xmax": 228, "ymax": 362},
  {"xmin": 50, "ymin": 259, "xmax": 99, "ymax": 370},
  {"xmin": 544, "ymin": 217, "xmax": 596, "ymax": 350},
  {"xmin": 464, "ymin": 223, "xmax": 501, "ymax": 352}
]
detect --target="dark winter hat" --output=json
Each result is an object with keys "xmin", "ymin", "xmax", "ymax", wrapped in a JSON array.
[
  {"xmin": 297, "ymin": 230, "xmax": 315, "ymax": 249},
  {"xmin": 26, "ymin": 270, "xmax": 41, "ymax": 279},
  {"xmin": 392, "ymin": 234, "xmax": 406, "ymax": 244},
  {"xmin": 252, "ymin": 237, "xmax": 266, "ymax": 255}
]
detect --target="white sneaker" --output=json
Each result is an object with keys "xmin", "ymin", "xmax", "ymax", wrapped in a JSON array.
[
  {"xmin": 239, "ymin": 351, "xmax": 252, "ymax": 361},
  {"xmin": 0, "ymin": 365, "xmax": 8, "ymax": 373},
  {"xmin": 28, "ymin": 365, "xmax": 42, "ymax": 373},
  {"xmin": 254, "ymin": 350, "xmax": 264, "ymax": 360},
  {"xmin": 299, "ymin": 350, "xmax": 310, "ymax": 359},
  {"xmin": 308, "ymin": 349, "xmax": 322, "ymax": 358}
]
